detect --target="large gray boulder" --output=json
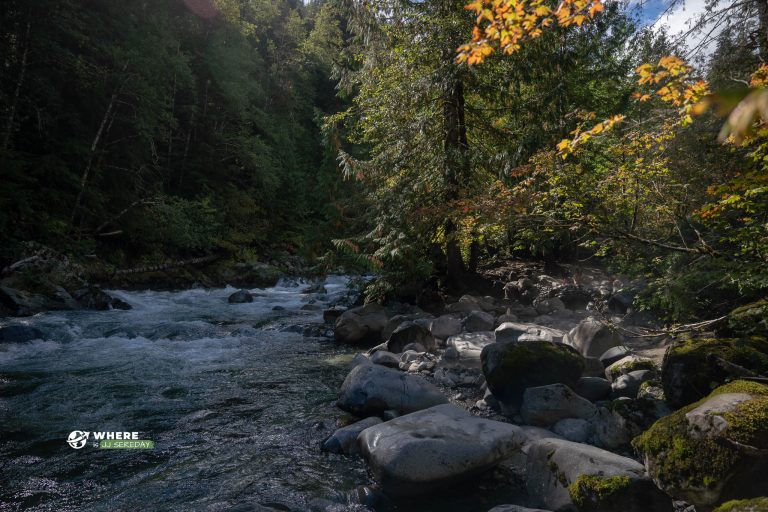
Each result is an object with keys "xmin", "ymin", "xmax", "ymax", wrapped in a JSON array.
[
  {"xmin": 228, "ymin": 289, "xmax": 254, "ymax": 303},
  {"xmin": 564, "ymin": 318, "xmax": 623, "ymax": 358},
  {"xmin": 610, "ymin": 369, "xmax": 655, "ymax": 399},
  {"xmin": 526, "ymin": 438, "xmax": 673, "ymax": 512},
  {"xmin": 334, "ymin": 303, "xmax": 389, "ymax": 345},
  {"xmin": 446, "ymin": 332, "xmax": 495, "ymax": 360},
  {"xmin": 494, "ymin": 322, "xmax": 565, "ymax": 343},
  {"xmin": 337, "ymin": 364, "xmax": 447, "ymax": 417},
  {"xmin": 520, "ymin": 384, "xmax": 597, "ymax": 427},
  {"xmin": 358, "ymin": 404, "xmax": 524, "ymax": 497},
  {"xmin": 481, "ymin": 341, "xmax": 585, "ymax": 412},
  {"xmin": 387, "ymin": 321, "xmax": 434, "ymax": 353},
  {"xmin": 321, "ymin": 417, "xmax": 383, "ymax": 455},
  {"xmin": 574, "ymin": 377, "xmax": 611, "ymax": 402},
  {"xmin": 429, "ymin": 314, "xmax": 463, "ymax": 340}
]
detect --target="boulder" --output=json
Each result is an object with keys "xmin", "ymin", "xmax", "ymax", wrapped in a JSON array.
[
  {"xmin": 72, "ymin": 286, "xmax": 132, "ymax": 310},
  {"xmin": 224, "ymin": 261, "xmax": 281, "ymax": 288},
  {"xmin": 357, "ymin": 404, "xmax": 524, "ymax": 497},
  {"xmin": 633, "ymin": 380, "xmax": 768, "ymax": 509},
  {"xmin": 661, "ymin": 337, "xmax": 768, "ymax": 409},
  {"xmin": 370, "ymin": 351, "xmax": 401, "ymax": 368},
  {"xmin": 0, "ymin": 325, "xmax": 45, "ymax": 343},
  {"xmin": 520, "ymin": 384, "xmax": 598, "ymax": 427},
  {"xmin": 446, "ymin": 332, "xmax": 495, "ymax": 360},
  {"xmin": 382, "ymin": 313, "xmax": 433, "ymax": 341},
  {"xmin": 605, "ymin": 355, "xmax": 657, "ymax": 382},
  {"xmin": 334, "ymin": 303, "xmax": 389, "ymax": 345},
  {"xmin": 481, "ymin": 341, "xmax": 585, "ymax": 411},
  {"xmin": 337, "ymin": 364, "xmax": 447, "ymax": 416},
  {"xmin": 429, "ymin": 314, "xmax": 463, "ymax": 340},
  {"xmin": 574, "ymin": 377, "xmax": 611, "ymax": 402},
  {"xmin": 599, "ymin": 346, "xmax": 633, "ymax": 368},
  {"xmin": 321, "ymin": 417, "xmax": 383, "ymax": 455},
  {"xmin": 387, "ymin": 321, "xmax": 434, "ymax": 353},
  {"xmin": 526, "ymin": 438, "xmax": 673, "ymax": 512},
  {"xmin": 464, "ymin": 311, "xmax": 495, "ymax": 332},
  {"xmin": 611, "ymin": 370, "xmax": 655, "ymax": 399},
  {"xmin": 228, "ymin": 290, "xmax": 254, "ymax": 304},
  {"xmin": 564, "ymin": 318, "xmax": 623, "ymax": 358},
  {"xmin": 726, "ymin": 299, "xmax": 768, "ymax": 338}
]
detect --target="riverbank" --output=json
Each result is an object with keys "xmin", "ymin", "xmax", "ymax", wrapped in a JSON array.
[{"xmin": 324, "ymin": 262, "xmax": 768, "ymax": 511}]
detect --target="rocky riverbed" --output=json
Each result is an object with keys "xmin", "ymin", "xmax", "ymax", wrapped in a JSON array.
[
  {"xmin": 1, "ymin": 261, "xmax": 767, "ymax": 512},
  {"xmin": 324, "ymin": 264, "xmax": 768, "ymax": 512}
]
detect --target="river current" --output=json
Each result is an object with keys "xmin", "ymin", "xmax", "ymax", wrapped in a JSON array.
[{"xmin": 0, "ymin": 277, "xmax": 372, "ymax": 512}]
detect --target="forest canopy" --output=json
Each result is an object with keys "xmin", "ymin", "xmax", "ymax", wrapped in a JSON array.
[{"xmin": 1, "ymin": 0, "xmax": 767, "ymax": 324}]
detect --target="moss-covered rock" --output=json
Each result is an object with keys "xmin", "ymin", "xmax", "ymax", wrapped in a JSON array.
[
  {"xmin": 661, "ymin": 337, "xmax": 768, "ymax": 409},
  {"xmin": 605, "ymin": 355, "xmax": 658, "ymax": 381},
  {"xmin": 714, "ymin": 497, "xmax": 768, "ymax": 512},
  {"xmin": 481, "ymin": 340, "xmax": 585, "ymax": 410},
  {"xmin": 633, "ymin": 380, "xmax": 768, "ymax": 510},
  {"xmin": 569, "ymin": 475, "xmax": 632, "ymax": 511}
]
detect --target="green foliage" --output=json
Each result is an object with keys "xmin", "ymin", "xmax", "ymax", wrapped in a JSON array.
[{"xmin": 0, "ymin": 0, "xmax": 362, "ymax": 267}]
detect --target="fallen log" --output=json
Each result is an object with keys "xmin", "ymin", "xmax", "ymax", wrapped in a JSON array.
[{"xmin": 111, "ymin": 255, "xmax": 220, "ymax": 276}]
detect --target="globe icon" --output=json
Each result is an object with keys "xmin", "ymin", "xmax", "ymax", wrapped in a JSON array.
[{"xmin": 67, "ymin": 431, "xmax": 89, "ymax": 449}]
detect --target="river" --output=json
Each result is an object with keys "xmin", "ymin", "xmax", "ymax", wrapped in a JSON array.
[
  {"xmin": 0, "ymin": 277, "xmax": 527, "ymax": 512},
  {"xmin": 0, "ymin": 277, "xmax": 373, "ymax": 511}
]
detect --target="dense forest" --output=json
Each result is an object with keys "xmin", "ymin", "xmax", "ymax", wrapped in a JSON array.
[{"xmin": 1, "ymin": 0, "xmax": 767, "ymax": 326}]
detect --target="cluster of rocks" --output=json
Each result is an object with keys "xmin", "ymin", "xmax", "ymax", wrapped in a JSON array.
[{"xmin": 321, "ymin": 270, "xmax": 768, "ymax": 511}]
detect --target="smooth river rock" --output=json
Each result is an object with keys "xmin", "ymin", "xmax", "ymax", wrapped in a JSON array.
[
  {"xmin": 337, "ymin": 363, "xmax": 447, "ymax": 417},
  {"xmin": 357, "ymin": 404, "xmax": 524, "ymax": 497}
]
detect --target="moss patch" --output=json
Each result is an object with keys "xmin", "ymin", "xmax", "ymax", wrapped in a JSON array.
[
  {"xmin": 714, "ymin": 497, "xmax": 768, "ymax": 512},
  {"xmin": 606, "ymin": 357, "xmax": 658, "ymax": 380},
  {"xmin": 633, "ymin": 380, "xmax": 768, "ymax": 495},
  {"xmin": 569, "ymin": 475, "xmax": 632, "ymax": 511},
  {"xmin": 661, "ymin": 336, "xmax": 768, "ymax": 408}
]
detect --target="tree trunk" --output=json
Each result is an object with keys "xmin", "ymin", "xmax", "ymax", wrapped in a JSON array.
[
  {"xmin": 2, "ymin": 21, "xmax": 31, "ymax": 153},
  {"xmin": 443, "ymin": 77, "xmax": 470, "ymax": 286},
  {"xmin": 70, "ymin": 86, "xmax": 120, "ymax": 228},
  {"xmin": 758, "ymin": 0, "xmax": 768, "ymax": 61}
]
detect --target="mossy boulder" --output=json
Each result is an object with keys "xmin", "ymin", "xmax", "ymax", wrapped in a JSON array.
[
  {"xmin": 661, "ymin": 337, "xmax": 768, "ymax": 409},
  {"xmin": 605, "ymin": 355, "xmax": 658, "ymax": 381},
  {"xmin": 714, "ymin": 498, "xmax": 768, "ymax": 512},
  {"xmin": 481, "ymin": 340, "xmax": 585, "ymax": 411},
  {"xmin": 633, "ymin": 380, "xmax": 768, "ymax": 510},
  {"xmin": 526, "ymin": 437, "xmax": 673, "ymax": 511}
]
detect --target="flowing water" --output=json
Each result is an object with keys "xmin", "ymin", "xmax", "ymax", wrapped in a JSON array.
[
  {"xmin": 0, "ymin": 277, "xmax": 373, "ymax": 512},
  {"xmin": 0, "ymin": 277, "xmax": 525, "ymax": 512}
]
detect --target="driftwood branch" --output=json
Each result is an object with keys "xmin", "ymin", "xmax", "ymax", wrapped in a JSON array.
[{"xmin": 111, "ymin": 255, "xmax": 219, "ymax": 276}]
